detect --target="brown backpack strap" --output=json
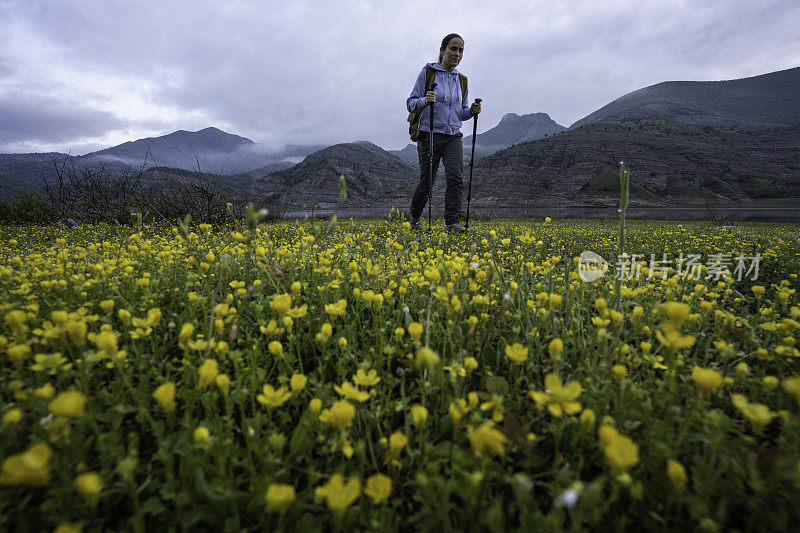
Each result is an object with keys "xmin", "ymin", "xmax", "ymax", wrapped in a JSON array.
[
  {"xmin": 458, "ymin": 73, "xmax": 467, "ymax": 100},
  {"xmin": 425, "ymin": 66, "xmax": 436, "ymax": 92}
]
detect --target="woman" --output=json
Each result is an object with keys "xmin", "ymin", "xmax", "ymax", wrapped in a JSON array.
[{"xmin": 407, "ymin": 33, "xmax": 481, "ymax": 234}]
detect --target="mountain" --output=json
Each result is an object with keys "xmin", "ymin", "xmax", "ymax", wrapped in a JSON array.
[
  {"xmin": 0, "ymin": 128, "xmax": 317, "ymax": 199},
  {"xmin": 389, "ymin": 112, "xmax": 566, "ymax": 168},
  {"xmin": 467, "ymin": 121, "xmax": 800, "ymax": 208},
  {"xmin": 250, "ymin": 141, "xmax": 417, "ymax": 208},
  {"xmin": 466, "ymin": 112, "xmax": 566, "ymax": 149},
  {"xmin": 388, "ymin": 144, "xmax": 420, "ymax": 167},
  {"xmin": 0, "ymin": 153, "xmax": 69, "ymax": 199},
  {"xmin": 570, "ymin": 66, "xmax": 800, "ymax": 134},
  {"xmin": 139, "ymin": 161, "xmax": 297, "ymax": 198},
  {"xmin": 466, "ymin": 67, "xmax": 800, "ymax": 208},
  {"xmin": 80, "ymin": 127, "xmax": 322, "ymax": 174}
]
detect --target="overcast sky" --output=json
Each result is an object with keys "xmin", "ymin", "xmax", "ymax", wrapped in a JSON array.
[{"xmin": 1, "ymin": 0, "xmax": 798, "ymax": 155}]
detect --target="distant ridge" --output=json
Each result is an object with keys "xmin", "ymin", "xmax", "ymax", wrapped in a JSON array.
[
  {"xmin": 570, "ymin": 66, "xmax": 800, "ymax": 133},
  {"xmin": 250, "ymin": 141, "xmax": 416, "ymax": 208},
  {"xmin": 389, "ymin": 112, "xmax": 565, "ymax": 168},
  {"xmin": 81, "ymin": 127, "xmax": 322, "ymax": 174},
  {"xmin": 467, "ymin": 112, "xmax": 566, "ymax": 148}
]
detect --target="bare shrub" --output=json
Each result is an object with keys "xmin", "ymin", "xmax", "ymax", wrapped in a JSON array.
[{"xmin": 43, "ymin": 157, "xmax": 142, "ymax": 224}]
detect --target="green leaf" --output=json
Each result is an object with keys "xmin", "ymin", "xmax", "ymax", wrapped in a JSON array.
[{"xmin": 288, "ymin": 410, "xmax": 315, "ymax": 460}]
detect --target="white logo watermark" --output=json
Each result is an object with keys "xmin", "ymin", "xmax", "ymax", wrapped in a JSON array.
[
  {"xmin": 578, "ymin": 252, "xmax": 761, "ymax": 281},
  {"xmin": 577, "ymin": 251, "xmax": 609, "ymax": 282}
]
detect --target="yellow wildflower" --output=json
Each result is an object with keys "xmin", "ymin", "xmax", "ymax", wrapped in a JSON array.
[
  {"xmin": 74, "ymin": 472, "xmax": 103, "ymax": 500},
  {"xmin": 662, "ymin": 302, "xmax": 690, "ymax": 324},
  {"xmin": 34, "ymin": 384, "xmax": 56, "ymax": 400},
  {"xmin": 408, "ymin": 322, "xmax": 423, "ymax": 342},
  {"xmin": 178, "ymin": 323, "xmax": 194, "ymax": 349},
  {"xmin": 415, "ymin": 347, "xmax": 439, "ymax": 372},
  {"xmin": 529, "ymin": 374, "xmax": 582, "ymax": 416},
  {"xmin": 324, "ymin": 299, "xmax": 347, "ymax": 317},
  {"xmin": 467, "ymin": 422, "xmax": 507, "ymax": 461},
  {"xmin": 579, "ymin": 409, "xmax": 596, "ymax": 432},
  {"xmin": 731, "ymin": 394, "xmax": 776, "ymax": 433},
  {"xmin": 319, "ymin": 400, "xmax": 356, "ymax": 429},
  {"xmin": 656, "ymin": 323, "xmax": 695, "ymax": 350},
  {"xmin": 666, "ymin": 460, "xmax": 688, "ymax": 490},
  {"xmin": 411, "ymin": 405, "xmax": 428, "ymax": 427},
  {"xmin": 290, "ymin": 373, "xmax": 307, "ymax": 392},
  {"xmin": 783, "ymin": 376, "xmax": 800, "ymax": 407},
  {"xmin": 353, "ymin": 368, "xmax": 381, "ymax": 387},
  {"xmin": 449, "ymin": 398, "xmax": 470, "ymax": 423},
  {"xmin": 4, "ymin": 310, "xmax": 27, "ymax": 329},
  {"xmin": 215, "ymin": 374, "xmax": 231, "ymax": 395},
  {"xmin": 92, "ymin": 330, "xmax": 118, "ymax": 356},
  {"xmin": 464, "ymin": 357, "xmax": 479, "ymax": 372},
  {"xmin": 193, "ymin": 427, "xmax": 211, "ymax": 445},
  {"xmin": 334, "ymin": 382, "xmax": 370, "ymax": 402},
  {"xmin": 0, "ymin": 442, "xmax": 53, "ymax": 485},
  {"xmin": 64, "ymin": 320, "xmax": 87, "ymax": 345},
  {"xmin": 309, "ymin": 398, "xmax": 322, "ymax": 416},
  {"xmin": 6, "ymin": 343, "xmax": 30, "ymax": 363},
  {"xmin": 49, "ymin": 391, "xmax": 86, "ymax": 418},
  {"xmin": 265, "ymin": 483, "xmax": 296, "ymax": 513},
  {"xmin": 259, "ymin": 320, "xmax": 284, "ymax": 337},
  {"xmin": 197, "ymin": 359, "xmax": 219, "ymax": 388},
  {"xmin": 548, "ymin": 338, "xmax": 564, "ymax": 359},
  {"xmin": 2, "ymin": 408, "xmax": 22, "ymax": 428},
  {"xmin": 505, "ymin": 343, "xmax": 528, "ymax": 364},
  {"xmin": 269, "ymin": 293, "xmax": 292, "ymax": 315},
  {"xmin": 364, "ymin": 474, "xmax": 392, "ymax": 504},
  {"xmin": 315, "ymin": 474, "xmax": 360, "ymax": 512},
  {"xmin": 691, "ymin": 367, "xmax": 722, "ymax": 394},
  {"xmin": 268, "ymin": 341, "xmax": 283, "ymax": 357},
  {"xmin": 99, "ymin": 300, "xmax": 115, "ymax": 314},
  {"xmin": 257, "ymin": 385, "xmax": 292, "ymax": 407},
  {"xmin": 388, "ymin": 432, "xmax": 408, "ymax": 458},
  {"xmin": 599, "ymin": 426, "xmax": 639, "ymax": 474},
  {"xmin": 153, "ymin": 382, "xmax": 176, "ymax": 412}
]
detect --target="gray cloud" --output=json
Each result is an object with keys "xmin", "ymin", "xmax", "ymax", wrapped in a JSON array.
[
  {"xmin": 0, "ymin": 93, "xmax": 123, "ymax": 148},
  {"xmin": 1, "ymin": 0, "xmax": 798, "ymax": 154}
]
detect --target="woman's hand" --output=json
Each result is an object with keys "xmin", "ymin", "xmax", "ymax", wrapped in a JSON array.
[
  {"xmin": 470, "ymin": 101, "xmax": 481, "ymax": 116},
  {"xmin": 425, "ymin": 91, "xmax": 437, "ymax": 104}
]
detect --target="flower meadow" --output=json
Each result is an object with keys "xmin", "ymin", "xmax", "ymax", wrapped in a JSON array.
[{"xmin": 1, "ymin": 217, "xmax": 800, "ymax": 531}]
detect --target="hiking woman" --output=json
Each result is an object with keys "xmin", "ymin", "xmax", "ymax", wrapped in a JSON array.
[{"xmin": 407, "ymin": 33, "xmax": 481, "ymax": 234}]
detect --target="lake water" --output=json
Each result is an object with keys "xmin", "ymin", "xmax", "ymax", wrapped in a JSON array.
[{"xmin": 282, "ymin": 206, "xmax": 800, "ymax": 222}]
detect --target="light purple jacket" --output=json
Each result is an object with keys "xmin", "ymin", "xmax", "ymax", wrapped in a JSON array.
[{"xmin": 407, "ymin": 62, "xmax": 473, "ymax": 135}]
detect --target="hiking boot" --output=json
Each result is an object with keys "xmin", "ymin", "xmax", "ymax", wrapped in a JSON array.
[
  {"xmin": 446, "ymin": 224, "xmax": 467, "ymax": 235},
  {"xmin": 410, "ymin": 217, "xmax": 421, "ymax": 231}
]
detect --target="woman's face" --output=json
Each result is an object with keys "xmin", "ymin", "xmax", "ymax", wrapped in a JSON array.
[{"xmin": 440, "ymin": 37, "xmax": 464, "ymax": 70}]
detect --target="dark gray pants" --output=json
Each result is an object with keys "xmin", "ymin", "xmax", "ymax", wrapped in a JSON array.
[{"xmin": 410, "ymin": 131, "xmax": 463, "ymax": 226}]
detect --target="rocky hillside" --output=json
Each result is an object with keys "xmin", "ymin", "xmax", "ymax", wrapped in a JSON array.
[
  {"xmin": 466, "ymin": 112, "xmax": 566, "ymax": 151},
  {"xmin": 466, "ymin": 120, "xmax": 800, "ymax": 208},
  {"xmin": 250, "ymin": 141, "xmax": 417, "ymax": 208},
  {"xmin": 455, "ymin": 67, "xmax": 800, "ymax": 209},
  {"xmin": 570, "ymin": 67, "xmax": 800, "ymax": 135}
]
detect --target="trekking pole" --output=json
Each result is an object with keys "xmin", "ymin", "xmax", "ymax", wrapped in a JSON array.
[
  {"xmin": 465, "ymin": 98, "xmax": 481, "ymax": 231},
  {"xmin": 427, "ymin": 82, "xmax": 437, "ymax": 232}
]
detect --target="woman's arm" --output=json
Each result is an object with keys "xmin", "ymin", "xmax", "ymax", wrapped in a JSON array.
[{"xmin": 407, "ymin": 69, "xmax": 428, "ymax": 113}]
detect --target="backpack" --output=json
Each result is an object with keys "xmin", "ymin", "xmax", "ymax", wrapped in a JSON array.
[{"xmin": 407, "ymin": 67, "xmax": 467, "ymax": 142}]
